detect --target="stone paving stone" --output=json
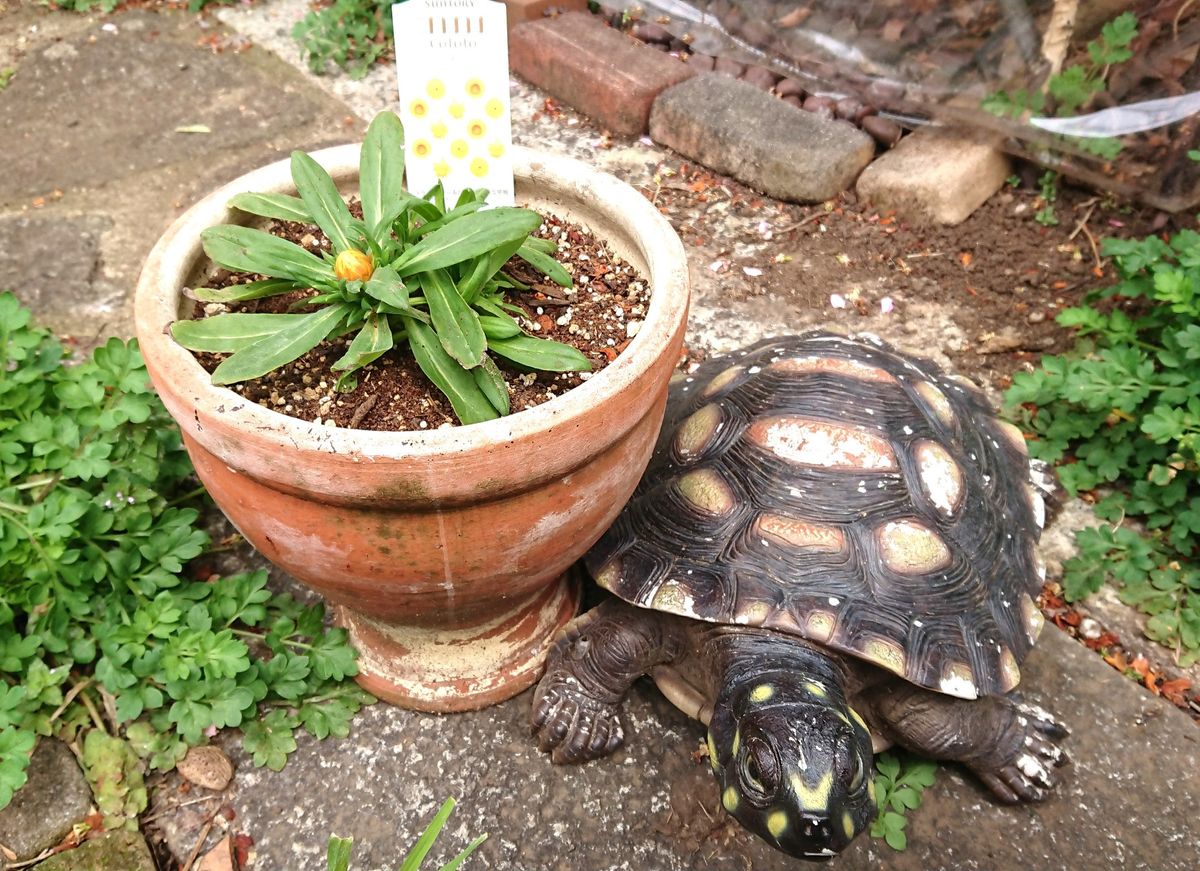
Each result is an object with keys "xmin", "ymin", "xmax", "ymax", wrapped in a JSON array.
[
  {"xmin": 0, "ymin": 739, "xmax": 93, "ymax": 861},
  {"xmin": 0, "ymin": 7, "xmax": 356, "ymax": 342},
  {"xmin": 202, "ymin": 625, "xmax": 1198, "ymax": 871},
  {"xmin": 509, "ymin": 12, "xmax": 695, "ymax": 137},
  {"xmin": 33, "ymin": 830, "xmax": 156, "ymax": 871},
  {"xmin": 650, "ymin": 73, "xmax": 876, "ymax": 203},
  {"xmin": 856, "ymin": 126, "xmax": 1013, "ymax": 226}
]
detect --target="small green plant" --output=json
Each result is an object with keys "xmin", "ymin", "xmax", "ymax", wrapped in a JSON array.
[
  {"xmin": 0, "ymin": 67, "xmax": 15, "ymax": 91},
  {"xmin": 983, "ymin": 12, "xmax": 1137, "ymax": 161},
  {"xmin": 1005, "ymin": 229, "xmax": 1200, "ymax": 663},
  {"xmin": 328, "ymin": 797, "xmax": 486, "ymax": 871},
  {"xmin": 1035, "ymin": 171, "xmax": 1060, "ymax": 226},
  {"xmin": 868, "ymin": 752, "xmax": 937, "ymax": 851},
  {"xmin": 171, "ymin": 110, "xmax": 589, "ymax": 425},
  {"xmin": 293, "ymin": 0, "xmax": 393, "ymax": 80},
  {"xmin": 0, "ymin": 293, "xmax": 373, "ymax": 823}
]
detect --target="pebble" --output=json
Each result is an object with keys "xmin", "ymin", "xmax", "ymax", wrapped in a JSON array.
[
  {"xmin": 740, "ymin": 64, "xmax": 778, "ymax": 91},
  {"xmin": 713, "ymin": 57, "xmax": 745, "ymax": 78},
  {"xmin": 862, "ymin": 115, "xmax": 903, "ymax": 146},
  {"xmin": 1078, "ymin": 617, "xmax": 1102, "ymax": 640},
  {"xmin": 1028, "ymin": 311, "xmax": 1047, "ymax": 323},
  {"xmin": 688, "ymin": 53, "xmax": 715, "ymax": 72},
  {"xmin": 802, "ymin": 95, "xmax": 836, "ymax": 119},
  {"xmin": 632, "ymin": 22, "xmax": 672, "ymax": 44},
  {"xmin": 176, "ymin": 746, "xmax": 234, "ymax": 792},
  {"xmin": 775, "ymin": 77, "xmax": 806, "ymax": 100}
]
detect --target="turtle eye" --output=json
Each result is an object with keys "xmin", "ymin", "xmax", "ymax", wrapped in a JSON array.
[
  {"xmin": 741, "ymin": 739, "xmax": 781, "ymax": 797},
  {"xmin": 848, "ymin": 753, "xmax": 865, "ymax": 792}
]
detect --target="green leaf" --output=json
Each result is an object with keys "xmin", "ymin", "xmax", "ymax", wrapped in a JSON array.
[
  {"xmin": 405, "ymin": 318, "xmax": 499, "ymax": 426},
  {"xmin": 0, "ymin": 728, "xmax": 35, "ymax": 809},
  {"xmin": 393, "ymin": 208, "xmax": 541, "ymax": 277},
  {"xmin": 172, "ymin": 313, "xmax": 311, "ymax": 353},
  {"xmin": 472, "ymin": 355, "xmax": 510, "ymax": 416},
  {"xmin": 487, "ymin": 335, "xmax": 591, "ymax": 373},
  {"xmin": 228, "ymin": 192, "xmax": 314, "ymax": 224},
  {"xmin": 191, "ymin": 279, "xmax": 298, "ymax": 304},
  {"xmin": 359, "ymin": 111, "xmax": 407, "ymax": 235},
  {"xmin": 212, "ymin": 304, "xmax": 351, "ymax": 384},
  {"xmin": 398, "ymin": 798, "xmax": 458, "ymax": 871},
  {"xmin": 332, "ymin": 313, "xmax": 394, "ymax": 373},
  {"xmin": 421, "ymin": 269, "xmax": 486, "ymax": 368},
  {"xmin": 291, "ymin": 150, "xmax": 358, "ymax": 254},
  {"xmin": 363, "ymin": 266, "xmax": 420, "ymax": 317},
  {"xmin": 477, "ymin": 315, "xmax": 522, "ymax": 341},
  {"xmin": 201, "ymin": 225, "xmax": 336, "ymax": 289},
  {"xmin": 241, "ymin": 708, "xmax": 298, "ymax": 771},
  {"xmin": 327, "ymin": 836, "xmax": 353, "ymax": 871},
  {"xmin": 517, "ymin": 243, "xmax": 572, "ymax": 287}
]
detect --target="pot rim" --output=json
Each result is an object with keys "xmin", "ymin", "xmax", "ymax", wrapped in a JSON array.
[{"xmin": 134, "ymin": 143, "xmax": 690, "ymax": 462}]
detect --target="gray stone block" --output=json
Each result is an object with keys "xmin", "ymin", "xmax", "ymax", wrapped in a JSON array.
[
  {"xmin": 650, "ymin": 74, "xmax": 875, "ymax": 203},
  {"xmin": 0, "ymin": 739, "xmax": 93, "ymax": 861}
]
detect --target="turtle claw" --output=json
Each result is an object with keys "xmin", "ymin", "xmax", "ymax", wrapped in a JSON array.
[
  {"xmin": 975, "ymin": 702, "xmax": 1069, "ymax": 804},
  {"xmin": 532, "ymin": 676, "xmax": 625, "ymax": 765}
]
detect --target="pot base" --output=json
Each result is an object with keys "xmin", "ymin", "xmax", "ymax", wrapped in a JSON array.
[{"xmin": 338, "ymin": 573, "xmax": 581, "ymax": 713}]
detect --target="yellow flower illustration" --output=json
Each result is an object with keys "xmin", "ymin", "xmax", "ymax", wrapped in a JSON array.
[
  {"xmin": 470, "ymin": 158, "xmax": 488, "ymax": 178},
  {"xmin": 410, "ymin": 99, "xmax": 428, "ymax": 118},
  {"xmin": 450, "ymin": 139, "xmax": 468, "ymax": 159},
  {"xmin": 488, "ymin": 141, "xmax": 505, "ymax": 158},
  {"xmin": 433, "ymin": 160, "xmax": 450, "ymax": 178},
  {"xmin": 467, "ymin": 120, "xmax": 486, "ymax": 138},
  {"xmin": 485, "ymin": 98, "xmax": 503, "ymax": 119},
  {"xmin": 426, "ymin": 79, "xmax": 445, "ymax": 99},
  {"xmin": 413, "ymin": 140, "xmax": 431, "ymax": 158},
  {"xmin": 466, "ymin": 78, "xmax": 484, "ymax": 98},
  {"xmin": 431, "ymin": 121, "xmax": 448, "ymax": 139},
  {"xmin": 449, "ymin": 102, "xmax": 465, "ymax": 119}
]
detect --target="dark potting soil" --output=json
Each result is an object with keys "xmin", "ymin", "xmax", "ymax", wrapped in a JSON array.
[{"xmin": 188, "ymin": 212, "xmax": 651, "ymax": 432}]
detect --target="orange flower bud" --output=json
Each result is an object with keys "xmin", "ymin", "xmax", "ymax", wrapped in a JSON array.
[{"xmin": 334, "ymin": 249, "xmax": 374, "ymax": 282}]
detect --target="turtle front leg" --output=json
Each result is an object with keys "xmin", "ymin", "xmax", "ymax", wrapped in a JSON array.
[
  {"xmin": 865, "ymin": 682, "xmax": 1069, "ymax": 803},
  {"xmin": 532, "ymin": 598, "xmax": 684, "ymax": 764}
]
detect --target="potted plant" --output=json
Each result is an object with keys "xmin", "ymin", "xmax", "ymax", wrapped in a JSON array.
[{"xmin": 134, "ymin": 112, "xmax": 690, "ymax": 711}]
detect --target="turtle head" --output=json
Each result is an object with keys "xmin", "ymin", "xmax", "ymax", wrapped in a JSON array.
[{"xmin": 707, "ymin": 655, "xmax": 876, "ymax": 859}]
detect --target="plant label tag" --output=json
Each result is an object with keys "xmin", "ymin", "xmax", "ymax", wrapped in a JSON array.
[{"xmin": 392, "ymin": 0, "xmax": 515, "ymax": 207}]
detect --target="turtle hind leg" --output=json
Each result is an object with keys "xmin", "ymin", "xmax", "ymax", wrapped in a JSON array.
[
  {"xmin": 531, "ymin": 598, "xmax": 685, "ymax": 765},
  {"xmin": 865, "ymin": 682, "xmax": 1069, "ymax": 803}
]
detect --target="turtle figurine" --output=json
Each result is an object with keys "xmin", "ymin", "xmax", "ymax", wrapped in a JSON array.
[{"xmin": 531, "ymin": 333, "xmax": 1069, "ymax": 860}]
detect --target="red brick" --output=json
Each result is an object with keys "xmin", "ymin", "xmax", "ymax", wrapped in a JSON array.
[
  {"xmin": 509, "ymin": 12, "xmax": 696, "ymax": 137},
  {"xmin": 501, "ymin": 0, "xmax": 588, "ymax": 30}
]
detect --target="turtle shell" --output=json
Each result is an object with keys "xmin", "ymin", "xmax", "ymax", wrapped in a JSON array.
[{"xmin": 586, "ymin": 333, "xmax": 1049, "ymax": 700}]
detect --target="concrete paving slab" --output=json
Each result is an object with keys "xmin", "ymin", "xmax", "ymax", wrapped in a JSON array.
[
  {"xmin": 185, "ymin": 623, "xmax": 1198, "ymax": 871},
  {"xmin": 0, "ymin": 6, "xmax": 358, "ymax": 342}
]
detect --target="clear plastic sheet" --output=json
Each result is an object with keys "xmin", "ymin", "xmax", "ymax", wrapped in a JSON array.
[{"xmin": 604, "ymin": 1, "xmax": 1200, "ymax": 211}]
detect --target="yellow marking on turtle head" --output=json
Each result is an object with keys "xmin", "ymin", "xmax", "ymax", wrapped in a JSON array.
[
  {"xmin": 731, "ymin": 729, "xmax": 740, "ymax": 759},
  {"xmin": 790, "ymin": 770, "xmax": 834, "ymax": 812},
  {"xmin": 767, "ymin": 810, "xmax": 789, "ymax": 839},
  {"xmin": 722, "ymin": 786, "xmax": 739, "ymax": 813},
  {"xmin": 867, "ymin": 779, "xmax": 877, "ymax": 805},
  {"xmin": 750, "ymin": 684, "xmax": 775, "ymax": 703},
  {"xmin": 707, "ymin": 732, "xmax": 720, "ymax": 771},
  {"xmin": 804, "ymin": 681, "xmax": 827, "ymax": 699},
  {"xmin": 848, "ymin": 707, "xmax": 869, "ymax": 733},
  {"xmin": 842, "ymin": 811, "xmax": 856, "ymax": 840}
]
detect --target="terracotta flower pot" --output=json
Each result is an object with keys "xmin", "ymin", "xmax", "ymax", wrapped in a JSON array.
[{"xmin": 134, "ymin": 144, "xmax": 690, "ymax": 712}]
